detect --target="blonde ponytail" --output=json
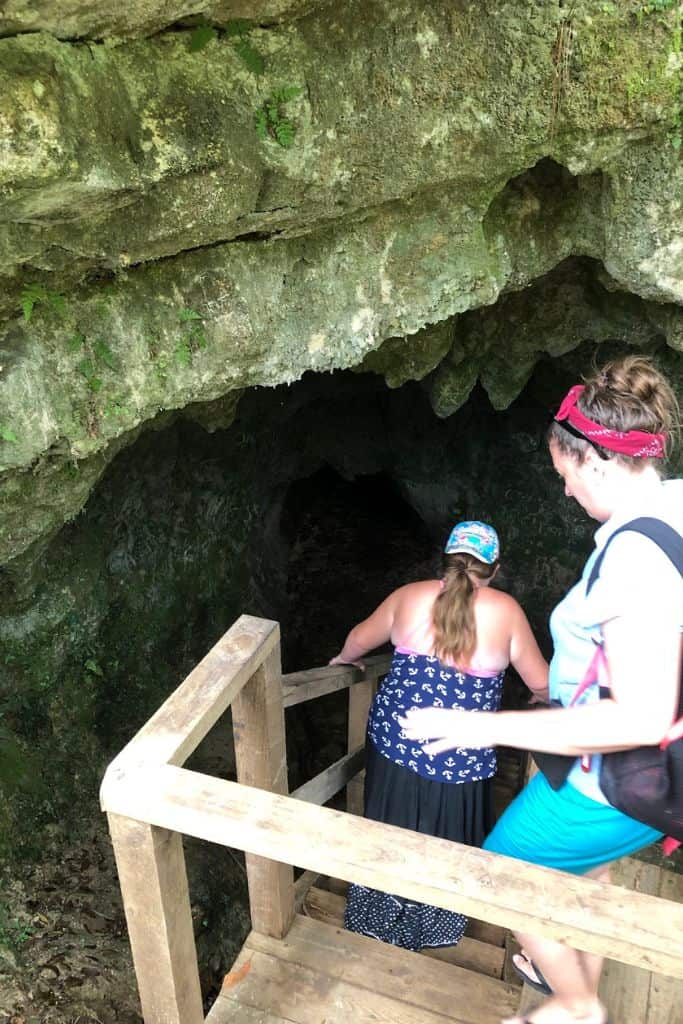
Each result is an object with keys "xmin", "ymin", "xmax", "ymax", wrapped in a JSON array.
[{"xmin": 432, "ymin": 553, "xmax": 498, "ymax": 666}]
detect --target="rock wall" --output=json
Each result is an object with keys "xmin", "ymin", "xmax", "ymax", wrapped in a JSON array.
[{"xmin": 0, "ymin": 0, "xmax": 682, "ymax": 571}]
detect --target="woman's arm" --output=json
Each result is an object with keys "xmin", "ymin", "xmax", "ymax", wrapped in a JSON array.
[
  {"xmin": 329, "ymin": 589, "xmax": 401, "ymax": 667},
  {"xmin": 509, "ymin": 603, "xmax": 549, "ymax": 702},
  {"xmin": 602, "ymin": 612, "xmax": 681, "ymax": 742},
  {"xmin": 401, "ymin": 613, "xmax": 681, "ymax": 756}
]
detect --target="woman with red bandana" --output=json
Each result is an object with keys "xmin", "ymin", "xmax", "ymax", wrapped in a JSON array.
[{"xmin": 400, "ymin": 355, "xmax": 682, "ymax": 1024}]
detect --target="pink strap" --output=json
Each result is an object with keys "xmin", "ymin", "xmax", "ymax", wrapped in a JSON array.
[
  {"xmin": 661, "ymin": 716, "xmax": 683, "ymax": 750},
  {"xmin": 658, "ymin": 720, "xmax": 683, "ymax": 857},
  {"xmin": 567, "ymin": 644, "xmax": 605, "ymax": 774},
  {"xmin": 658, "ymin": 718, "xmax": 683, "ymax": 855},
  {"xmin": 568, "ymin": 644, "xmax": 605, "ymax": 708}
]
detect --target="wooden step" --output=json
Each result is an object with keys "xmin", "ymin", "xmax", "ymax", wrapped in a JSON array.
[
  {"xmin": 303, "ymin": 885, "xmax": 506, "ymax": 979},
  {"xmin": 208, "ymin": 913, "xmax": 520, "ymax": 1024}
]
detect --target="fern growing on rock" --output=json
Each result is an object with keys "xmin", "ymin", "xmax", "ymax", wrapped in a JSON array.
[{"xmin": 255, "ymin": 87, "xmax": 302, "ymax": 148}]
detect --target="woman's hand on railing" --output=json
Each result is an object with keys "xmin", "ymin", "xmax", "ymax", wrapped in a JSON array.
[{"xmin": 328, "ymin": 654, "xmax": 366, "ymax": 670}]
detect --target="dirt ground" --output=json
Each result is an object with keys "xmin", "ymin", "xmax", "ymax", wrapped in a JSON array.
[{"xmin": 0, "ymin": 822, "xmax": 143, "ymax": 1024}]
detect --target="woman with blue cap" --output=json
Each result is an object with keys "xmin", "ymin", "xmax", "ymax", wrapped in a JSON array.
[{"xmin": 330, "ymin": 520, "xmax": 548, "ymax": 952}]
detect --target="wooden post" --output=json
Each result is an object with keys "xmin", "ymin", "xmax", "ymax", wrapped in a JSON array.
[
  {"xmin": 232, "ymin": 631, "xmax": 295, "ymax": 938},
  {"xmin": 107, "ymin": 813, "xmax": 204, "ymax": 1024},
  {"xmin": 599, "ymin": 859, "xmax": 682, "ymax": 1023},
  {"xmin": 346, "ymin": 680, "xmax": 374, "ymax": 816}
]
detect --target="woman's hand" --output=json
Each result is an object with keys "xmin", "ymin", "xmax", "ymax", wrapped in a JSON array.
[
  {"xmin": 398, "ymin": 707, "xmax": 497, "ymax": 754},
  {"xmin": 329, "ymin": 654, "xmax": 366, "ymax": 670}
]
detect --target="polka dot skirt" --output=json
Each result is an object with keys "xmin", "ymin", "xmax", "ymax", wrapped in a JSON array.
[{"xmin": 344, "ymin": 884, "xmax": 468, "ymax": 950}]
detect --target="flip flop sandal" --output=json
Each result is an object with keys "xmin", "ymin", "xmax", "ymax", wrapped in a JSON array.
[{"xmin": 511, "ymin": 955, "xmax": 553, "ymax": 996}]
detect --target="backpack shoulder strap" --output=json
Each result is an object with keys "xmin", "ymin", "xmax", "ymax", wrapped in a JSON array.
[{"xmin": 587, "ymin": 516, "xmax": 683, "ymax": 595}]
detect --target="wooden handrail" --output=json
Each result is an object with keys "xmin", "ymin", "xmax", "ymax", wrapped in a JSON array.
[
  {"xmin": 290, "ymin": 746, "xmax": 365, "ymax": 804},
  {"xmin": 103, "ymin": 615, "xmax": 280, "ymax": 774},
  {"xmin": 100, "ymin": 623, "xmax": 388, "ymax": 785},
  {"xmin": 101, "ymin": 762, "xmax": 683, "ymax": 979},
  {"xmin": 281, "ymin": 654, "xmax": 391, "ymax": 707}
]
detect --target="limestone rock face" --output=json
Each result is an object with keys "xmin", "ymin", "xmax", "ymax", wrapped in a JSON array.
[
  {"xmin": 0, "ymin": 0, "xmax": 682, "ymax": 568},
  {"xmin": 0, "ymin": 1, "xmax": 328, "ymax": 39}
]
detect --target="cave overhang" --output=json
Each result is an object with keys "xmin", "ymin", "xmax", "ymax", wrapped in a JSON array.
[{"xmin": 0, "ymin": 1, "xmax": 681, "ymax": 570}]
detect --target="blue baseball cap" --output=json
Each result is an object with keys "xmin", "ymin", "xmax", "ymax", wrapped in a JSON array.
[{"xmin": 444, "ymin": 521, "xmax": 499, "ymax": 564}]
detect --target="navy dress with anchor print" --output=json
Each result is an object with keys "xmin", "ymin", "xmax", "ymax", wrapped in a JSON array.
[{"xmin": 344, "ymin": 649, "xmax": 504, "ymax": 950}]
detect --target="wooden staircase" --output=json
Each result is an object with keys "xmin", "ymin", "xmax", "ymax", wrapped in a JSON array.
[
  {"xmin": 208, "ymin": 865, "xmax": 683, "ymax": 1024},
  {"xmin": 100, "ymin": 616, "xmax": 683, "ymax": 1024},
  {"xmin": 207, "ymin": 889, "xmax": 518, "ymax": 1024}
]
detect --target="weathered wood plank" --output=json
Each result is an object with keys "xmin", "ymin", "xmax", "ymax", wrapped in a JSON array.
[
  {"xmin": 345, "ymin": 769, "xmax": 366, "ymax": 817},
  {"xmin": 303, "ymin": 886, "xmax": 505, "ymax": 979},
  {"xmin": 244, "ymin": 915, "xmax": 518, "ymax": 1023},
  {"xmin": 516, "ymin": 983, "xmax": 543, "ymax": 1019},
  {"xmin": 281, "ymin": 655, "xmax": 390, "ymax": 708},
  {"xmin": 599, "ymin": 859, "xmax": 662, "ymax": 1022},
  {"xmin": 290, "ymin": 747, "xmax": 364, "ymax": 805},
  {"xmin": 207, "ymin": 1003, "xmax": 298, "ymax": 1024},
  {"xmin": 293, "ymin": 870, "xmax": 320, "ymax": 913},
  {"xmin": 321, "ymin": 875, "xmax": 350, "ymax": 896},
  {"xmin": 101, "ymin": 615, "xmax": 279, "ymax": 776},
  {"xmin": 647, "ymin": 970, "xmax": 681, "ymax": 1024},
  {"xmin": 300, "ymin": 883, "xmax": 352, "ymax": 925},
  {"xmin": 107, "ymin": 814, "xmax": 203, "ymax": 1024},
  {"xmin": 422, "ymin": 941, "xmax": 505, "ymax": 977},
  {"xmin": 466, "ymin": 917, "xmax": 507, "ymax": 948},
  {"xmin": 503, "ymin": 933, "xmax": 523, "ymax": 988},
  {"xmin": 232, "ymin": 640, "xmax": 295, "ymax": 938},
  {"xmin": 347, "ymin": 679, "xmax": 374, "ymax": 814},
  {"xmin": 101, "ymin": 764, "xmax": 683, "ymax": 977},
  {"xmin": 215, "ymin": 952, "xmax": 455, "ymax": 1023},
  {"xmin": 212, "ymin": 938, "xmax": 503, "ymax": 1024},
  {"xmin": 645, "ymin": 867, "xmax": 683, "ymax": 1023}
]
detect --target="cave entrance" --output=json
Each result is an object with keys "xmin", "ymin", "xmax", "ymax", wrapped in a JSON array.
[
  {"xmin": 279, "ymin": 464, "xmax": 436, "ymax": 673},
  {"xmin": 275, "ymin": 463, "xmax": 436, "ymax": 789}
]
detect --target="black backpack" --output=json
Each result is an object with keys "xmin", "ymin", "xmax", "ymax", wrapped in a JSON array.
[{"xmin": 533, "ymin": 517, "xmax": 683, "ymax": 841}]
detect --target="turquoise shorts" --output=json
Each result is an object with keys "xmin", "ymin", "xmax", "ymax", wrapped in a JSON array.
[{"xmin": 483, "ymin": 772, "xmax": 662, "ymax": 875}]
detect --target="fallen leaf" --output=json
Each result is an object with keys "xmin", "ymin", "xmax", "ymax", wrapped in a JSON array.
[{"xmin": 220, "ymin": 957, "xmax": 252, "ymax": 990}]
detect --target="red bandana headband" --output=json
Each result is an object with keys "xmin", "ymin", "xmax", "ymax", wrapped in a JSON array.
[{"xmin": 554, "ymin": 384, "xmax": 666, "ymax": 459}]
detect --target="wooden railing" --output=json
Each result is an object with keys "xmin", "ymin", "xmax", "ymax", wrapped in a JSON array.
[{"xmin": 100, "ymin": 615, "xmax": 683, "ymax": 1024}]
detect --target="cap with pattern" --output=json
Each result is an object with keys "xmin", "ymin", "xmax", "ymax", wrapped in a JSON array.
[{"xmin": 444, "ymin": 521, "xmax": 499, "ymax": 564}]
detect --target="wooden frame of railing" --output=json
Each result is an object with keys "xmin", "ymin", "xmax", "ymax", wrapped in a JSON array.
[{"xmin": 100, "ymin": 615, "xmax": 683, "ymax": 1024}]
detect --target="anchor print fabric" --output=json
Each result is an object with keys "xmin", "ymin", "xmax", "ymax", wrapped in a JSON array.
[{"xmin": 367, "ymin": 651, "xmax": 504, "ymax": 782}]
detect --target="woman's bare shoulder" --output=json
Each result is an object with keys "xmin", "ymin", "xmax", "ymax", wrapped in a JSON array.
[
  {"xmin": 476, "ymin": 587, "xmax": 523, "ymax": 616},
  {"xmin": 385, "ymin": 579, "xmax": 440, "ymax": 615},
  {"xmin": 392, "ymin": 579, "xmax": 442, "ymax": 602}
]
